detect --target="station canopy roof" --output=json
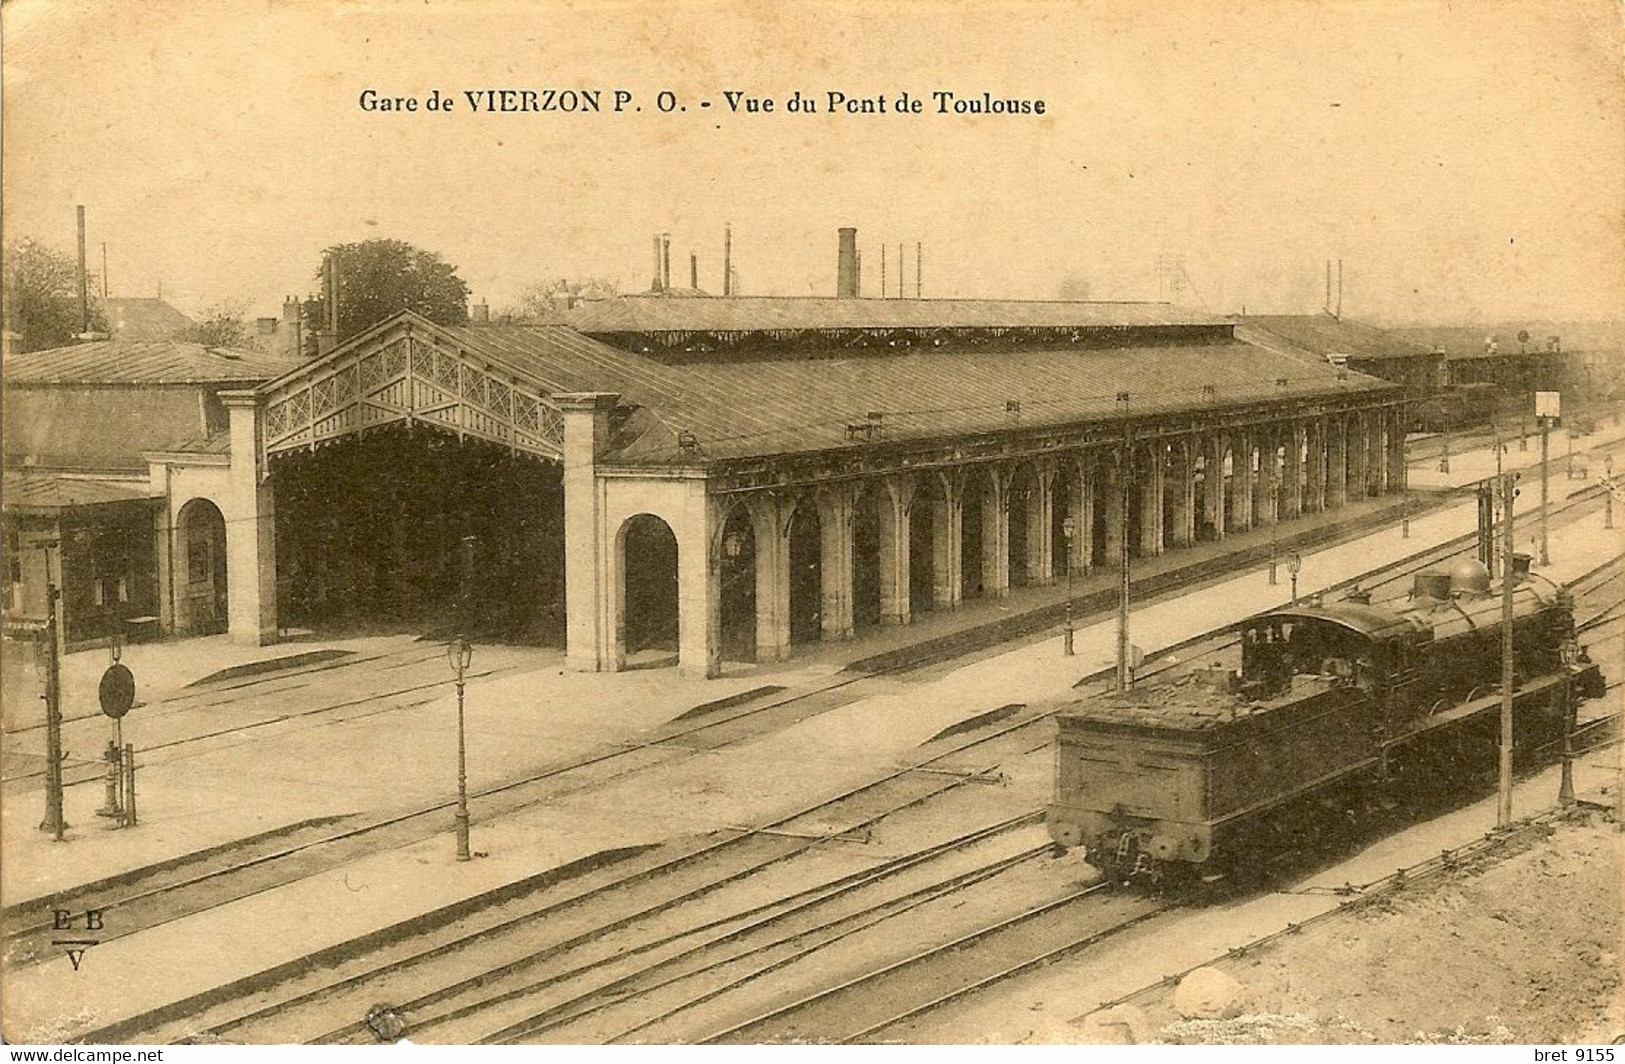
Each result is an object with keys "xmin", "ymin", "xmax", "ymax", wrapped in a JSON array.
[
  {"xmin": 6, "ymin": 340, "xmax": 302, "ymax": 386},
  {"xmin": 568, "ymin": 295, "xmax": 1231, "ymax": 335},
  {"xmin": 2, "ymin": 470, "xmax": 161, "ymax": 514},
  {"xmin": 426, "ymin": 317, "xmax": 1395, "ymax": 465},
  {"xmin": 1238, "ymin": 313, "xmax": 1437, "ymax": 362}
]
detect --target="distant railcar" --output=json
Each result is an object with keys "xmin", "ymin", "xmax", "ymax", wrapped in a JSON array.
[{"xmin": 1046, "ymin": 558, "xmax": 1604, "ymax": 886}]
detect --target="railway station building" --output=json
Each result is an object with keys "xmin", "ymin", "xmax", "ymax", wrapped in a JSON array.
[
  {"xmin": 5, "ymin": 246, "xmax": 1410, "ymax": 673},
  {"xmin": 237, "ymin": 287, "xmax": 1405, "ymax": 677}
]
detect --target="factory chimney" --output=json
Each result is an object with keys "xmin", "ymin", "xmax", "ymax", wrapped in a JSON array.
[
  {"xmin": 652, "ymin": 234, "xmax": 664, "ymax": 292},
  {"xmin": 661, "ymin": 234, "xmax": 672, "ymax": 292},
  {"xmin": 690, "ymin": 253, "xmax": 698, "ymax": 291},
  {"xmin": 836, "ymin": 227, "xmax": 859, "ymax": 299},
  {"xmin": 318, "ymin": 250, "xmax": 340, "ymax": 356}
]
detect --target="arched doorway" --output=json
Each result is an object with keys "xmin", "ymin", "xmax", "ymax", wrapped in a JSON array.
[
  {"xmin": 621, "ymin": 514, "xmax": 679, "ymax": 659},
  {"xmin": 961, "ymin": 475, "xmax": 986, "ymax": 598},
  {"xmin": 1051, "ymin": 463, "xmax": 1078, "ymax": 578},
  {"xmin": 910, "ymin": 476, "xmax": 941, "ymax": 615},
  {"xmin": 1008, "ymin": 464, "xmax": 1034, "ymax": 587},
  {"xmin": 719, "ymin": 506, "xmax": 757, "ymax": 662},
  {"xmin": 176, "ymin": 498, "xmax": 227, "ymax": 635},
  {"xmin": 788, "ymin": 502, "xmax": 822, "ymax": 644},
  {"xmin": 851, "ymin": 485, "xmax": 883, "ymax": 631}
]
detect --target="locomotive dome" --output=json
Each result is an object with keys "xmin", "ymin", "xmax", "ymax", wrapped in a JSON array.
[{"xmin": 1448, "ymin": 558, "xmax": 1493, "ymax": 595}]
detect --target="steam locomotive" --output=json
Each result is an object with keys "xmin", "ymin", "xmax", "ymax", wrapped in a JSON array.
[{"xmin": 1046, "ymin": 556, "xmax": 1606, "ymax": 886}]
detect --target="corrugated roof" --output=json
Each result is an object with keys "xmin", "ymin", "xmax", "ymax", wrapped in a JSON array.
[
  {"xmin": 103, "ymin": 298, "xmax": 196, "ymax": 341},
  {"xmin": 5, "ymin": 340, "xmax": 303, "ymax": 385},
  {"xmin": 3, "ymin": 388, "xmax": 215, "ymax": 471},
  {"xmin": 2, "ymin": 471, "xmax": 161, "ymax": 511},
  {"xmin": 1241, "ymin": 314, "xmax": 1437, "ymax": 362},
  {"xmin": 436, "ymin": 323, "xmax": 1395, "ymax": 465},
  {"xmin": 568, "ymin": 295, "xmax": 1228, "ymax": 334}
]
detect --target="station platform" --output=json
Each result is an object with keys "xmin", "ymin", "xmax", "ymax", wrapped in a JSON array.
[{"xmin": 2, "ymin": 427, "xmax": 1621, "ymax": 1043}]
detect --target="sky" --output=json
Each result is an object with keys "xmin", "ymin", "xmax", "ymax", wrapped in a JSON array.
[{"xmin": 4, "ymin": 0, "xmax": 1622, "ymax": 324}]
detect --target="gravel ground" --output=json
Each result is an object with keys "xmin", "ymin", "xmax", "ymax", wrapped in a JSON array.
[{"xmin": 1135, "ymin": 812, "xmax": 1623, "ymax": 1045}]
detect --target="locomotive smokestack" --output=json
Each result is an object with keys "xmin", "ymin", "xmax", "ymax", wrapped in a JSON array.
[{"xmin": 836, "ymin": 227, "xmax": 859, "ymax": 299}]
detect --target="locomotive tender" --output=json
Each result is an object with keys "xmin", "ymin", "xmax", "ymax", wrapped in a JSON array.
[{"xmin": 1047, "ymin": 557, "xmax": 1605, "ymax": 885}]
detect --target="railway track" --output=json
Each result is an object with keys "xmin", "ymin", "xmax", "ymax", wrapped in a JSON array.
[{"xmin": 20, "ymin": 490, "xmax": 1620, "ymax": 1042}]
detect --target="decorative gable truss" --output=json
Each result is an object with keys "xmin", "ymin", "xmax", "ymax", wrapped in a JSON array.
[{"xmin": 261, "ymin": 321, "xmax": 565, "ymax": 462}]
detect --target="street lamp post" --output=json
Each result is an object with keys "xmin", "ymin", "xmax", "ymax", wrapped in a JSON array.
[
  {"xmin": 1287, "ymin": 551, "xmax": 1302, "ymax": 606},
  {"xmin": 447, "ymin": 637, "xmax": 474, "ymax": 862},
  {"xmin": 1062, "ymin": 515, "xmax": 1076, "ymax": 656}
]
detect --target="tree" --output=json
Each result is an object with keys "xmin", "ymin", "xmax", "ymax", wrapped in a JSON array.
[
  {"xmin": 303, "ymin": 239, "xmax": 470, "ymax": 353},
  {"xmin": 177, "ymin": 300, "xmax": 251, "ymax": 347},
  {"xmin": 501, "ymin": 277, "xmax": 620, "ymax": 322},
  {"xmin": 3, "ymin": 237, "xmax": 109, "ymax": 351}
]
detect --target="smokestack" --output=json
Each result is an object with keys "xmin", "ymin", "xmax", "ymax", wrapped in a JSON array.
[
  {"xmin": 101, "ymin": 242, "xmax": 108, "ymax": 299},
  {"xmin": 319, "ymin": 250, "xmax": 340, "ymax": 355},
  {"xmin": 1325, "ymin": 259, "xmax": 1331, "ymax": 314},
  {"xmin": 662, "ymin": 234, "xmax": 671, "ymax": 292},
  {"xmin": 690, "ymin": 253, "xmax": 698, "ymax": 291},
  {"xmin": 652, "ymin": 234, "xmax": 664, "ymax": 291},
  {"xmin": 1336, "ymin": 258, "xmax": 1343, "ymax": 320},
  {"xmin": 76, "ymin": 205, "xmax": 89, "ymax": 336},
  {"xmin": 898, "ymin": 243, "xmax": 904, "ymax": 299},
  {"xmin": 724, "ymin": 224, "xmax": 734, "ymax": 297},
  {"xmin": 881, "ymin": 244, "xmax": 887, "ymax": 300},
  {"xmin": 836, "ymin": 227, "xmax": 858, "ymax": 298},
  {"xmin": 916, "ymin": 242, "xmax": 922, "ymax": 299}
]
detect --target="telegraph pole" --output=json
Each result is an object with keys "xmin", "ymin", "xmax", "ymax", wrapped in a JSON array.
[
  {"xmin": 1116, "ymin": 396, "xmax": 1134, "ymax": 691},
  {"xmin": 1497, "ymin": 471, "xmax": 1516, "ymax": 829},
  {"xmin": 41, "ymin": 543, "xmax": 67, "ymax": 839}
]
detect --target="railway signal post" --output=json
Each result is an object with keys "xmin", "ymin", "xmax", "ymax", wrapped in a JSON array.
[{"xmin": 1536, "ymin": 390, "xmax": 1559, "ymax": 566}]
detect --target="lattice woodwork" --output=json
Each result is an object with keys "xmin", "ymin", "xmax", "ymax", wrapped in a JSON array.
[{"xmin": 261, "ymin": 325, "xmax": 564, "ymax": 461}]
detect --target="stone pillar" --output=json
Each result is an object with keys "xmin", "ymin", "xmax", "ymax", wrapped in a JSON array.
[
  {"xmin": 1139, "ymin": 442, "xmax": 1164, "ymax": 557},
  {"xmin": 1025, "ymin": 464, "xmax": 1056, "ymax": 585},
  {"xmin": 1257, "ymin": 427, "xmax": 1279, "ymax": 527},
  {"xmin": 1327, "ymin": 416, "xmax": 1348, "ymax": 509},
  {"xmin": 678, "ymin": 487, "xmax": 722, "ymax": 679},
  {"xmin": 878, "ymin": 475, "xmax": 916, "ymax": 624},
  {"xmin": 980, "ymin": 466, "xmax": 1010, "ymax": 597},
  {"xmin": 1283, "ymin": 422, "xmax": 1305, "ymax": 520},
  {"xmin": 1102, "ymin": 459, "xmax": 1125, "ymax": 565},
  {"xmin": 1305, "ymin": 419, "xmax": 1325, "ymax": 514},
  {"xmin": 1231, "ymin": 432, "xmax": 1254, "ymax": 532},
  {"xmin": 557, "ymin": 392, "xmax": 619, "ymax": 671},
  {"xmin": 1204, "ymin": 434, "xmax": 1227, "ymax": 540},
  {"xmin": 1388, "ymin": 406, "xmax": 1408, "ymax": 494},
  {"xmin": 1348, "ymin": 413, "xmax": 1369, "ymax": 499},
  {"xmin": 818, "ymin": 486, "xmax": 855, "ymax": 640},
  {"xmin": 221, "ymin": 392, "xmax": 279, "ymax": 646},
  {"xmin": 931, "ymin": 471, "xmax": 963, "ymax": 609},
  {"xmin": 1073, "ymin": 457, "xmax": 1096, "ymax": 572},
  {"xmin": 1370, "ymin": 411, "xmax": 1388, "ymax": 494},
  {"xmin": 748, "ymin": 494, "xmax": 791, "ymax": 662}
]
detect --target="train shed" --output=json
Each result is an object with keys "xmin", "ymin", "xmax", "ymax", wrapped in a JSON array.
[{"xmin": 241, "ymin": 294, "xmax": 1405, "ymax": 677}]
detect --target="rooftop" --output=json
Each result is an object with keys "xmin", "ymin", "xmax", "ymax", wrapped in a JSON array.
[
  {"xmin": 1240, "ymin": 313, "xmax": 1437, "ymax": 362},
  {"xmin": 567, "ymin": 295, "xmax": 1230, "ymax": 336},
  {"xmin": 2, "ymin": 471, "xmax": 161, "ymax": 513},
  {"xmin": 6, "ymin": 340, "xmax": 304, "ymax": 386},
  {"xmin": 102, "ymin": 297, "xmax": 196, "ymax": 342},
  {"xmin": 432, "ymin": 320, "xmax": 1394, "ymax": 465}
]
